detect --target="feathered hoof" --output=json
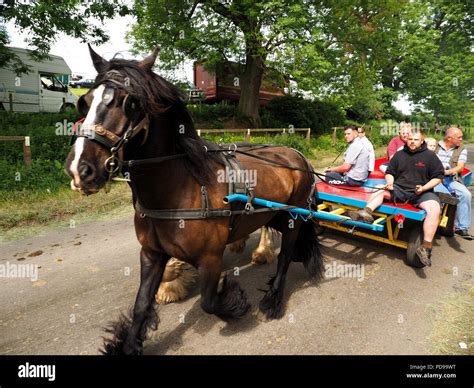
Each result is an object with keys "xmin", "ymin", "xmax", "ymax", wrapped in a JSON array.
[
  {"xmin": 251, "ymin": 246, "xmax": 276, "ymax": 265},
  {"xmin": 155, "ymin": 258, "xmax": 197, "ymax": 305}
]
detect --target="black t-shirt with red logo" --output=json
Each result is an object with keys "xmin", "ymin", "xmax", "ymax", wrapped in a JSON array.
[{"xmin": 386, "ymin": 142, "xmax": 445, "ymax": 192}]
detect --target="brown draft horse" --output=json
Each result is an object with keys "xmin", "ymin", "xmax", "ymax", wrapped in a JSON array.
[{"xmin": 65, "ymin": 45, "xmax": 324, "ymax": 355}]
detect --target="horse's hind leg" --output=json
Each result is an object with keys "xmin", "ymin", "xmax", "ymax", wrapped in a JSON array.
[
  {"xmin": 155, "ymin": 258, "xmax": 196, "ymax": 304},
  {"xmin": 199, "ymin": 255, "xmax": 251, "ymax": 321},
  {"xmin": 258, "ymin": 225, "xmax": 299, "ymax": 321},
  {"xmin": 251, "ymin": 226, "xmax": 276, "ymax": 265},
  {"xmin": 258, "ymin": 220, "xmax": 323, "ymax": 321},
  {"xmin": 103, "ymin": 248, "xmax": 168, "ymax": 355}
]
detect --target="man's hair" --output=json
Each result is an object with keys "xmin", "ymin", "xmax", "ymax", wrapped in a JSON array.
[
  {"xmin": 445, "ymin": 127, "xmax": 462, "ymax": 138},
  {"xmin": 344, "ymin": 125, "xmax": 358, "ymax": 132},
  {"xmin": 410, "ymin": 128, "xmax": 423, "ymax": 136},
  {"xmin": 399, "ymin": 122, "xmax": 412, "ymax": 131}
]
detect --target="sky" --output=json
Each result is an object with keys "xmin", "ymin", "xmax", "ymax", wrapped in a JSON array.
[
  {"xmin": 6, "ymin": 14, "xmax": 194, "ymax": 82},
  {"xmin": 6, "ymin": 14, "xmax": 413, "ymax": 114}
]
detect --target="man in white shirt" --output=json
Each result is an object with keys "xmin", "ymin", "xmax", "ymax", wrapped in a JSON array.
[
  {"xmin": 325, "ymin": 125, "xmax": 370, "ymax": 186},
  {"xmin": 358, "ymin": 127, "xmax": 375, "ymax": 173}
]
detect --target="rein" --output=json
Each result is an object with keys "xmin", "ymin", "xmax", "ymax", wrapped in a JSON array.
[{"xmin": 118, "ymin": 143, "xmax": 386, "ymax": 193}]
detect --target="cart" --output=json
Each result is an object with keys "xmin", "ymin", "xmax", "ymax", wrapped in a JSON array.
[{"xmin": 224, "ymin": 158, "xmax": 472, "ymax": 268}]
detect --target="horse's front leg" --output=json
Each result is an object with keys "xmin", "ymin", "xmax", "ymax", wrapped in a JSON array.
[
  {"xmin": 199, "ymin": 254, "xmax": 251, "ymax": 321},
  {"xmin": 122, "ymin": 248, "xmax": 168, "ymax": 355}
]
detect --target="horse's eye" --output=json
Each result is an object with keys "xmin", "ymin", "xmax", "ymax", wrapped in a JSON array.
[
  {"xmin": 77, "ymin": 95, "xmax": 89, "ymax": 116},
  {"xmin": 102, "ymin": 87, "xmax": 115, "ymax": 106}
]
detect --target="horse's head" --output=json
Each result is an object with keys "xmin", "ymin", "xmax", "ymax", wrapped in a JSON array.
[{"xmin": 65, "ymin": 45, "xmax": 163, "ymax": 195}]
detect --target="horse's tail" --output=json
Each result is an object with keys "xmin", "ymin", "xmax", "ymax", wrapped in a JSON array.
[{"xmin": 291, "ymin": 220, "xmax": 324, "ymax": 281}]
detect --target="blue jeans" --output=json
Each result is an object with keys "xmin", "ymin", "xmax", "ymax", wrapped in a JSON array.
[
  {"xmin": 324, "ymin": 172, "xmax": 365, "ymax": 187},
  {"xmin": 434, "ymin": 180, "xmax": 472, "ymax": 231}
]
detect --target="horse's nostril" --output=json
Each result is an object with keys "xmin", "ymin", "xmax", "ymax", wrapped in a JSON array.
[{"xmin": 79, "ymin": 162, "xmax": 95, "ymax": 180}]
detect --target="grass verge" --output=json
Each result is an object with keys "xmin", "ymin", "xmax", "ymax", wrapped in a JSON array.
[
  {"xmin": 0, "ymin": 183, "xmax": 133, "ymax": 243},
  {"xmin": 429, "ymin": 283, "xmax": 474, "ymax": 355}
]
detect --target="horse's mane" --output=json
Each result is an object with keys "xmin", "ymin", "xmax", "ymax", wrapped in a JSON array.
[{"xmin": 96, "ymin": 58, "xmax": 225, "ymax": 185}]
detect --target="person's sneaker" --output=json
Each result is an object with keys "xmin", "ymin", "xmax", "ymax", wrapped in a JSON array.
[
  {"xmin": 454, "ymin": 229, "xmax": 474, "ymax": 240},
  {"xmin": 347, "ymin": 209, "xmax": 374, "ymax": 224},
  {"xmin": 416, "ymin": 246, "xmax": 432, "ymax": 267},
  {"xmin": 436, "ymin": 192, "xmax": 459, "ymax": 205}
]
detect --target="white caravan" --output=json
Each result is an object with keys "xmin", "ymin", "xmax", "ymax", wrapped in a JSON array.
[{"xmin": 0, "ymin": 47, "xmax": 78, "ymax": 112}]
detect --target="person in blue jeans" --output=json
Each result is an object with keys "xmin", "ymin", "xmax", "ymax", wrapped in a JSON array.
[
  {"xmin": 325, "ymin": 125, "xmax": 370, "ymax": 186},
  {"xmin": 433, "ymin": 127, "xmax": 473, "ymax": 240}
]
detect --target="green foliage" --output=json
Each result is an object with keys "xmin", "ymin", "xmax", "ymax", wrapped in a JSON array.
[
  {"xmin": 398, "ymin": 0, "xmax": 474, "ymax": 123},
  {"xmin": 0, "ymin": 111, "xmax": 80, "ymax": 163},
  {"xmin": 0, "ymin": 111, "xmax": 80, "ymax": 199},
  {"xmin": 272, "ymin": 134, "xmax": 313, "ymax": 157},
  {"xmin": 261, "ymin": 95, "xmax": 346, "ymax": 133},
  {"xmin": 0, "ymin": 159, "xmax": 68, "ymax": 196},
  {"xmin": 187, "ymin": 102, "xmax": 237, "ymax": 127}
]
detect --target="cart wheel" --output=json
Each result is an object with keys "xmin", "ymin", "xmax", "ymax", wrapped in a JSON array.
[
  {"xmin": 405, "ymin": 224, "xmax": 425, "ymax": 268},
  {"xmin": 438, "ymin": 204, "xmax": 456, "ymax": 237}
]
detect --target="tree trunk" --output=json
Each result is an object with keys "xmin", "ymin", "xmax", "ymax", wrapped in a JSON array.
[{"xmin": 238, "ymin": 53, "xmax": 264, "ymax": 128}]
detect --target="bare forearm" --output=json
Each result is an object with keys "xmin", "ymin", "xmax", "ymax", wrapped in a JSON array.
[
  {"xmin": 423, "ymin": 178, "xmax": 442, "ymax": 191},
  {"xmin": 445, "ymin": 164, "xmax": 464, "ymax": 176},
  {"xmin": 327, "ymin": 163, "xmax": 351, "ymax": 173}
]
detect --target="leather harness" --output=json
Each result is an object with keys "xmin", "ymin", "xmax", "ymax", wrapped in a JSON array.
[{"xmin": 72, "ymin": 71, "xmax": 316, "ymax": 234}]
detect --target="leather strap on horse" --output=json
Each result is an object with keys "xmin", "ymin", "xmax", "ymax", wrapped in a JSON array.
[
  {"xmin": 135, "ymin": 201, "xmax": 298, "ymax": 220},
  {"xmin": 134, "ymin": 185, "xmax": 298, "ymax": 220},
  {"xmin": 76, "ymin": 116, "xmax": 150, "ymax": 151}
]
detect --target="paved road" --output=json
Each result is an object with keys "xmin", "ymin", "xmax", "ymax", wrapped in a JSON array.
[{"xmin": 1, "ymin": 145, "xmax": 473, "ymax": 355}]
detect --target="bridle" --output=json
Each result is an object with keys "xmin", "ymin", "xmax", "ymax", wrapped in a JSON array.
[{"xmin": 72, "ymin": 70, "xmax": 150, "ymax": 187}]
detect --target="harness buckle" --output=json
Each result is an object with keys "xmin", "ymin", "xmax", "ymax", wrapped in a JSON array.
[
  {"xmin": 105, "ymin": 155, "xmax": 121, "ymax": 175},
  {"xmin": 228, "ymin": 143, "xmax": 237, "ymax": 154}
]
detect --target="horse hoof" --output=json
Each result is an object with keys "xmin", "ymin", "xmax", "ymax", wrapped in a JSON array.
[
  {"xmin": 256, "ymin": 309, "xmax": 271, "ymax": 322},
  {"xmin": 156, "ymin": 258, "xmax": 196, "ymax": 305},
  {"xmin": 251, "ymin": 247, "xmax": 276, "ymax": 265}
]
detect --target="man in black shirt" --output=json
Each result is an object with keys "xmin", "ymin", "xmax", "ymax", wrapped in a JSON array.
[{"xmin": 349, "ymin": 130, "xmax": 445, "ymax": 266}]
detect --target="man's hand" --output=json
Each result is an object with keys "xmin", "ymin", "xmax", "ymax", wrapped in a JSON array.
[
  {"xmin": 325, "ymin": 167, "xmax": 333, "ymax": 172},
  {"xmin": 415, "ymin": 185, "xmax": 424, "ymax": 195},
  {"xmin": 384, "ymin": 183, "xmax": 394, "ymax": 191}
]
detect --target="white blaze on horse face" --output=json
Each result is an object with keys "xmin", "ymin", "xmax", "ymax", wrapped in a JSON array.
[{"xmin": 70, "ymin": 85, "xmax": 105, "ymax": 188}]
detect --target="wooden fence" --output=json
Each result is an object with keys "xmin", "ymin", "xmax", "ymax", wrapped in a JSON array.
[{"xmin": 0, "ymin": 136, "xmax": 32, "ymax": 166}]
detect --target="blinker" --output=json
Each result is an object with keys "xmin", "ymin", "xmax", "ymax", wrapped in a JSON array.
[{"xmin": 102, "ymin": 87, "xmax": 115, "ymax": 106}]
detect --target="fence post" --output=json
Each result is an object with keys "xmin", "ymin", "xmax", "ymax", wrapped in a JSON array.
[
  {"xmin": 9, "ymin": 92, "xmax": 13, "ymax": 111},
  {"xmin": 306, "ymin": 128, "xmax": 311, "ymax": 144},
  {"xmin": 332, "ymin": 127, "xmax": 337, "ymax": 146},
  {"xmin": 23, "ymin": 136, "xmax": 32, "ymax": 166},
  {"xmin": 245, "ymin": 128, "xmax": 251, "ymax": 141}
]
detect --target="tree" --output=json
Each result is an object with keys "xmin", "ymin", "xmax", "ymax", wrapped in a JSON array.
[
  {"xmin": 397, "ymin": 0, "xmax": 474, "ymax": 124},
  {"xmin": 0, "ymin": 0, "xmax": 130, "ymax": 74},
  {"xmin": 129, "ymin": 0, "xmax": 328, "ymax": 127},
  {"xmin": 275, "ymin": 0, "xmax": 409, "ymax": 121}
]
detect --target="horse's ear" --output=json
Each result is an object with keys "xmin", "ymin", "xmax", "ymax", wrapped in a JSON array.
[
  {"xmin": 88, "ymin": 44, "xmax": 108, "ymax": 73},
  {"xmin": 139, "ymin": 46, "xmax": 160, "ymax": 70}
]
